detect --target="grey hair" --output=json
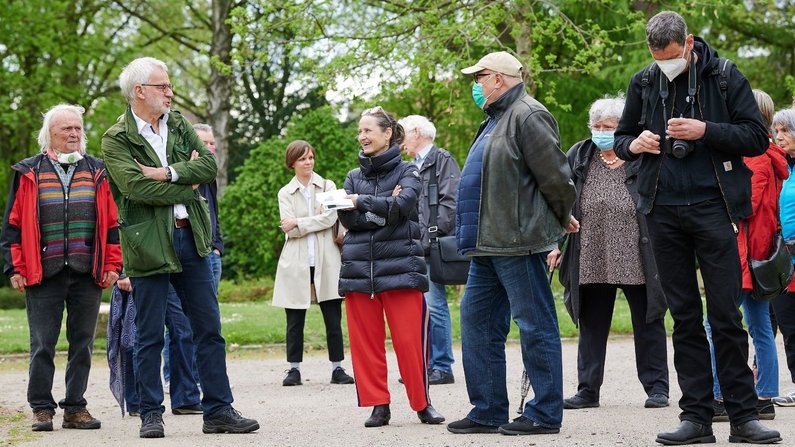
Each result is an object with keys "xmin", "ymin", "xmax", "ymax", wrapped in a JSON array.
[
  {"xmin": 193, "ymin": 123, "xmax": 213, "ymax": 134},
  {"xmin": 119, "ymin": 57, "xmax": 169, "ymax": 103},
  {"xmin": 773, "ymin": 108, "xmax": 795, "ymax": 134},
  {"xmin": 646, "ymin": 11, "xmax": 688, "ymax": 51},
  {"xmin": 588, "ymin": 95, "xmax": 625, "ymax": 128},
  {"xmin": 397, "ymin": 115, "xmax": 436, "ymax": 141},
  {"xmin": 37, "ymin": 104, "xmax": 87, "ymax": 154}
]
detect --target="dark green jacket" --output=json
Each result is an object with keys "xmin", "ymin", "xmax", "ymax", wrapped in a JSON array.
[{"xmin": 101, "ymin": 107, "xmax": 217, "ymax": 277}]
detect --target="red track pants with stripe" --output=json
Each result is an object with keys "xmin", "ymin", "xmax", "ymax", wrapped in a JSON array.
[{"xmin": 345, "ymin": 289, "xmax": 430, "ymax": 411}]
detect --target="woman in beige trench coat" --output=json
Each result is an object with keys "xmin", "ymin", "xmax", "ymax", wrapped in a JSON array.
[{"xmin": 272, "ymin": 140, "xmax": 354, "ymax": 387}]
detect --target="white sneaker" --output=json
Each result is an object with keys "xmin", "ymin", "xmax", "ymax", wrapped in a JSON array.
[{"xmin": 772, "ymin": 389, "xmax": 795, "ymax": 407}]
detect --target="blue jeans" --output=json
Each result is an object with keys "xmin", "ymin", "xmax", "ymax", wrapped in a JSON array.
[
  {"xmin": 460, "ymin": 254, "xmax": 563, "ymax": 428},
  {"xmin": 424, "ymin": 261, "xmax": 454, "ymax": 374},
  {"xmin": 131, "ymin": 227, "xmax": 233, "ymax": 419},
  {"xmin": 208, "ymin": 251, "xmax": 222, "ymax": 294},
  {"xmin": 706, "ymin": 292, "xmax": 779, "ymax": 399},
  {"xmin": 161, "ymin": 285, "xmax": 201, "ymax": 409},
  {"xmin": 26, "ymin": 269, "xmax": 101, "ymax": 412}
]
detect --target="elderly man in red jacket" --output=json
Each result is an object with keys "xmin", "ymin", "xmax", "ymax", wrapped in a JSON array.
[{"xmin": 0, "ymin": 104, "xmax": 122, "ymax": 433}]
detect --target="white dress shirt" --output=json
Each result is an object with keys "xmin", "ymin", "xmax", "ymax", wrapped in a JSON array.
[
  {"xmin": 132, "ymin": 111, "xmax": 188, "ymax": 219},
  {"xmin": 298, "ymin": 181, "xmax": 317, "ymax": 267}
]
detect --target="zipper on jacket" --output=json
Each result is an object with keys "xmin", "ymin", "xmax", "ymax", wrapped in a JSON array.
[
  {"xmin": 711, "ymin": 158, "xmax": 739, "ymax": 234},
  {"xmin": 63, "ymin": 187, "xmax": 69, "ymax": 267},
  {"xmin": 370, "ymin": 173, "xmax": 379, "ymax": 298}
]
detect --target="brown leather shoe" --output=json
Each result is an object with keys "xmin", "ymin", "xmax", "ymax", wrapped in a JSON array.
[
  {"xmin": 32, "ymin": 409, "xmax": 53, "ymax": 431},
  {"xmin": 62, "ymin": 408, "xmax": 101, "ymax": 429}
]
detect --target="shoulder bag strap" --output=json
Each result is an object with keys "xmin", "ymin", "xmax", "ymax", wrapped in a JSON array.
[{"xmin": 427, "ymin": 161, "xmax": 439, "ymax": 240}]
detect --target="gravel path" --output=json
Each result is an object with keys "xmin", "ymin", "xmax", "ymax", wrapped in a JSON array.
[{"xmin": 1, "ymin": 337, "xmax": 792, "ymax": 446}]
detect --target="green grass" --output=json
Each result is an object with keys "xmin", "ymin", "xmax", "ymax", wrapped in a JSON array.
[{"xmin": 0, "ymin": 279, "xmax": 674, "ymax": 354}]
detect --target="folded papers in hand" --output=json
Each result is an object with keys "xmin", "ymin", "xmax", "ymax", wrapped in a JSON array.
[{"xmin": 317, "ymin": 189, "xmax": 353, "ymax": 210}]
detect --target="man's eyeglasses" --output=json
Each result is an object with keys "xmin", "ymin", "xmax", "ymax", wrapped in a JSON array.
[
  {"xmin": 141, "ymin": 83, "xmax": 175, "ymax": 93},
  {"xmin": 474, "ymin": 72, "xmax": 496, "ymax": 84}
]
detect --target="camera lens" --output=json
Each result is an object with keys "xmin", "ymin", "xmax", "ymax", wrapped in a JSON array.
[{"xmin": 671, "ymin": 139, "xmax": 691, "ymax": 158}]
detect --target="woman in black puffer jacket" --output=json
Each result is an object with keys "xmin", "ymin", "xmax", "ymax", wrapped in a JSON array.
[{"xmin": 338, "ymin": 106, "xmax": 444, "ymax": 428}]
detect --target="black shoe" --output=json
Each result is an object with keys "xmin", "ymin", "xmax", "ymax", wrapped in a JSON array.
[
  {"xmin": 563, "ymin": 394, "xmax": 600, "ymax": 409},
  {"xmin": 498, "ymin": 416, "xmax": 560, "ymax": 435},
  {"xmin": 757, "ymin": 399, "xmax": 775, "ymax": 420},
  {"xmin": 202, "ymin": 407, "xmax": 259, "ymax": 434},
  {"xmin": 446, "ymin": 417, "xmax": 499, "ymax": 434},
  {"xmin": 172, "ymin": 404, "xmax": 203, "ymax": 415},
  {"xmin": 282, "ymin": 368, "xmax": 302, "ymax": 386},
  {"xmin": 139, "ymin": 412, "xmax": 165, "ymax": 439},
  {"xmin": 417, "ymin": 405, "xmax": 445, "ymax": 424},
  {"xmin": 655, "ymin": 421, "xmax": 715, "ymax": 445},
  {"xmin": 728, "ymin": 420, "xmax": 781, "ymax": 443},
  {"xmin": 331, "ymin": 367, "xmax": 355, "ymax": 384},
  {"xmin": 364, "ymin": 404, "xmax": 390, "ymax": 428},
  {"xmin": 646, "ymin": 393, "xmax": 670, "ymax": 408},
  {"xmin": 428, "ymin": 369, "xmax": 455, "ymax": 385},
  {"xmin": 713, "ymin": 400, "xmax": 729, "ymax": 423}
]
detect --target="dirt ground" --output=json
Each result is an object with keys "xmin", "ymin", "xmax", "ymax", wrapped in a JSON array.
[{"xmin": 1, "ymin": 337, "xmax": 793, "ymax": 446}]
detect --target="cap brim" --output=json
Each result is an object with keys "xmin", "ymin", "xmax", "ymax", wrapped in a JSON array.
[{"xmin": 460, "ymin": 64, "xmax": 483, "ymax": 75}]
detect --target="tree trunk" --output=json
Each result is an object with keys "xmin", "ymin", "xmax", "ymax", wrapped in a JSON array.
[{"xmin": 208, "ymin": 0, "xmax": 233, "ymax": 195}]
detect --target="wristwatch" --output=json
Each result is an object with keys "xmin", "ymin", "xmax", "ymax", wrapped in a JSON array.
[{"xmin": 164, "ymin": 167, "xmax": 172, "ymax": 182}]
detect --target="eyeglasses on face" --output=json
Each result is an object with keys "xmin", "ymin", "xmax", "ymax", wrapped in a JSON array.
[
  {"xmin": 141, "ymin": 83, "xmax": 175, "ymax": 93},
  {"xmin": 474, "ymin": 72, "xmax": 496, "ymax": 84}
]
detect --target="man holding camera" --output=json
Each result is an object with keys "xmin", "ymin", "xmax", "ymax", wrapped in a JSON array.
[{"xmin": 614, "ymin": 11, "xmax": 780, "ymax": 445}]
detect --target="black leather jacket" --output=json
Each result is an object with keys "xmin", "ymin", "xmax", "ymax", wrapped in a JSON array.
[
  {"xmin": 338, "ymin": 144, "xmax": 428, "ymax": 295},
  {"xmin": 614, "ymin": 37, "xmax": 768, "ymax": 224},
  {"xmin": 466, "ymin": 83, "xmax": 575, "ymax": 255}
]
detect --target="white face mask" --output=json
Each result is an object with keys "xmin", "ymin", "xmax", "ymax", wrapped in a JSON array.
[
  {"xmin": 54, "ymin": 149, "xmax": 84, "ymax": 164},
  {"xmin": 655, "ymin": 44, "xmax": 688, "ymax": 82}
]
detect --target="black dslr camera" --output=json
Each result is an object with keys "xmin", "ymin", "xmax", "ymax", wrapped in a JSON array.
[{"xmin": 663, "ymin": 134, "xmax": 694, "ymax": 159}]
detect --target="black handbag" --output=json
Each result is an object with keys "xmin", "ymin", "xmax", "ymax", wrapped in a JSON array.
[
  {"xmin": 748, "ymin": 230, "xmax": 793, "ymax": 302},
  {"xmin": 746, "ymin": 175, "xmax": 793, "ymax": 301},
  {"xmin": 427, "ymin": 162, "xmax": 469, "ymax": 285}
]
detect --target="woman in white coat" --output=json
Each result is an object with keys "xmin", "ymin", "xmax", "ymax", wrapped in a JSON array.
[{"xmin": 272, "ymin": 140, "xmax": 354, "ymax": 386}]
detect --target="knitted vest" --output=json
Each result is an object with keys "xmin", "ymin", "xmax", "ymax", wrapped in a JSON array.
[{"xmin": 38, "ymin": 158, "xmax": 97, "ymax": 278}]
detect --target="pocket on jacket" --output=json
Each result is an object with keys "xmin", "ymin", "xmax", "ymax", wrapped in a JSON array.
[{"xmin": 119, "ymin": 219, "xmax": 168, "ymax": 272}]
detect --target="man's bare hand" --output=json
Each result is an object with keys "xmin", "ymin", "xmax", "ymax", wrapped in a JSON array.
[
  {"xmin": 629, "ymin": 130, "xmax": 662, "ymax": 155},
  {"xmin": 101, "ymin": 271, "xmax": 120, "ymax": 288},
  {"xmin": 666, "ymin": 118, "xmax": 706, "ymax": 141},
  {"xmin": 565, "ymin": 215, "xmax": 580, "ymax": 234},
  {"xmin": 117, "ymin": 277, "xmax": 132, "ymax": 292},
  {"xmin": 135, "ymin": 160, "xmax": 168, "ymax": 182},
  {"xmin": 10, "ymin": 274, "xmax": 26, "ymax": 292},
  {"xmin": 546, "ymin": 248, "xmax": 562, "ymax": 272}
]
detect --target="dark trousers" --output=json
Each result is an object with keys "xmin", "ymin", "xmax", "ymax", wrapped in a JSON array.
[
  {"xmin": 131, "ymin": 227, "xmax": 233, "ymax": 419},
  {"xmin": 575, "ymin": 284, "xmax": 669, "ymax": 401},
  {"xmin": 772, "ymin": 292, "xmax": 795, "ymax": 384},
  {"xmin": 26, "ymin": 269, "xmax": 101, "ymax": 412},
  {"xmin": 286, "ymin": 299, "xmax": 345, "ymax": 363},
  {"xmin": 646, "ymin": 201, "xmax": 756, "ymax": 425}
]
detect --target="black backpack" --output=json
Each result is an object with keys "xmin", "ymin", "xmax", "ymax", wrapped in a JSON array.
[{"xmin": 637, "ymin": 58, "xmax": 735, "ymax": 128}]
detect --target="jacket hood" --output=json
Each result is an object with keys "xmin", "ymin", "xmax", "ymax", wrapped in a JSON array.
[
  {"xmin": 765, "ymin": 141, "xmax": 790, "ymax": 182},
  {"xmin": 693, "ymin": 37, "xmax": 718, "ymax": 77},
  {"xmin": 358, "ymin": 144, "xmax": 402, "ymax": 176}
]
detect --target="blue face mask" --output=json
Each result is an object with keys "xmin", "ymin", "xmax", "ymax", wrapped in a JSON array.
[
  {"xmin": 591, "ymin": 131, "xmax": 614, "ymax": 151},
  {"xmin": 471, "ymin": 74, "xmax": 495, "ymax": 109}
]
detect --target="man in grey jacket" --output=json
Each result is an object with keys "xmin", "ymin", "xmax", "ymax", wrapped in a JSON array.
[
  {"xmin": 447, "ymin": 51, "xmax": 577, "ymax": 436},
  {"xmin": 398, "ymin": 115, "xmax": 461, "ymax": 386}
]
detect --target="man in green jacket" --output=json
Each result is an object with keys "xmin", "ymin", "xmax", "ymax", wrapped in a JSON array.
[{"xmin": 101, "ymin": 57, "xmax": 258, "ymax": 439}]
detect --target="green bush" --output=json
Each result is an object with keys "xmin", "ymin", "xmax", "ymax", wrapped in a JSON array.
[
  {"xmin": 217, "ymin": 277, "xmax": 274, "ymax": 303},
  {"xmin": 0, "ymin": 287, "xmax": 24, "ymax": 309},
  {"xmin": 220, "ymin": 106, "xmax": 360, "ymax": 278}
]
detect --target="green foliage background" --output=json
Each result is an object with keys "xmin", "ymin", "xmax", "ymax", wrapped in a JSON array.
[{"xmin": 220, "ymin": 106, "xmax": 360, "ymax": 277}]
